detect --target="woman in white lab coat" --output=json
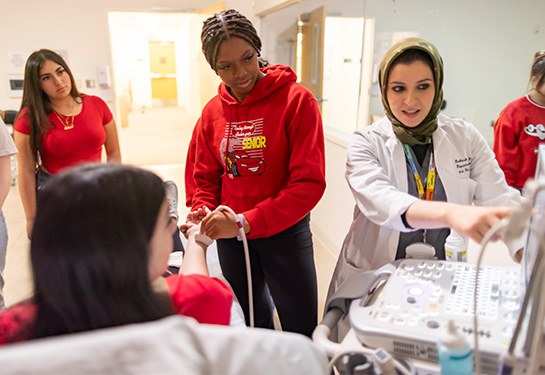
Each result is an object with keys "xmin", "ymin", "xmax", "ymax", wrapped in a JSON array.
[{"xmin": 328, "ymin": 38, "xmax": 522, "ymax": 297}]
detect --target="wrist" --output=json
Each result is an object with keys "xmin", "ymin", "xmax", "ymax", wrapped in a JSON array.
[{"xmin": 194, "ymin": 231, "xmax": 213, "ymax": 247}]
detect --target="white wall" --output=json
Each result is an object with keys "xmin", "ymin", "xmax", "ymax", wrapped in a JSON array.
[
  {"xmin": 0, "ymin": 0, "xmax": 253, "ymax": 117},
  {"xmin": 312, "ymin": 127, "xmax": 354, "ymax": 260},
  {"xmin": 365, "ymin": 0, "xmax": 545, "ymax": 143}
]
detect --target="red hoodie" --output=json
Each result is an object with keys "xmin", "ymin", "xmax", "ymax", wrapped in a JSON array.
[{"xmin": 186, "ymin": 65, "xmax": 326, "ymax": 238}]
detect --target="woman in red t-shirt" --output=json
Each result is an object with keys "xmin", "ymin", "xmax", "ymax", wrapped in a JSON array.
[
  {"xmin": 494, "ymin": 50, "xmax": 545, "ymax": 190},
  {"xmin": 14, "ymin": 49, "xmax": 121, "ymax": 237},
  {"xmin": 0, "ymin": 163, "xmax": 232, "ymax": 344}
]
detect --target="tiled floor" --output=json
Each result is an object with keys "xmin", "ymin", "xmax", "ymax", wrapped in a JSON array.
[{"xmin": 2, "ymin": 106, "xmax": 335, "ymax": 321}]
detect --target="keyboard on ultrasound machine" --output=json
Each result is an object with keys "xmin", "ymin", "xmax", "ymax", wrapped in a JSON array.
[{"xmin": 348, "ymin": 259, "xmax": 521, "ymax": 369}]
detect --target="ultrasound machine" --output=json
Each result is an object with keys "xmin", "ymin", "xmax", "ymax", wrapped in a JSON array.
[{"xmin": 314, "ymin": 145, "xmax": 545, "ymax": 375}]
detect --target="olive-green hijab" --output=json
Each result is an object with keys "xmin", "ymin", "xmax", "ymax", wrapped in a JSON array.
[{"xmin": 378, "ymin": 37, "xmax": 444, "ymax": 145}]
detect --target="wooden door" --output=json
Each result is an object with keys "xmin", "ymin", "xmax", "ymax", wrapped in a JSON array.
[
  {"xmin": 298, "ymin": 6, "xmax": 326, "ymax": 111},
  {"xmin": 149, "ymin": 41, "xmax": 177, "ymax": 101}
]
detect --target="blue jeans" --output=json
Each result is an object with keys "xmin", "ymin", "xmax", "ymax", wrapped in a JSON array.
[{"xmin": 0, "ymin": 211, "xmax": 8, "ymax": 309}]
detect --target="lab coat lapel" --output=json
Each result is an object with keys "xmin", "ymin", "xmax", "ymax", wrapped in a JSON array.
[
  {"xmin": 381, "ymin": 119, "xmax": 409, "ymax": 192},
  {"xmin": 431, "ymin": 120, "xmax": 460, "ymax": 203}
]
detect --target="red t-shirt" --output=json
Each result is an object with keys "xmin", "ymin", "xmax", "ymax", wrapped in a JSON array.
[
  {"xmin": 493, "ymin": 95, "xmax": 545, "ymax": 189},
  {"xmin": 165, "ymin": 274, "xmax": 233, "ymax": 325},
  {"xmin": 0, "ymin": 274, "xmax": 232, "ymax": 345},
  {"xmin": 14, "ymin": 95, "xmax": 113, "ymax": 174}
]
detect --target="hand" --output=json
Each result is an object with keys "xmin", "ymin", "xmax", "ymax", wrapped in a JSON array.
[
  {"xmin": 185, "ymin": 222, "xmax": 202, "ymax": 237},
  {"xmin": 186, "ymin": 206, "xmax": 211, "ymax": 225},
  {"xmin": 181, "ymin": 207, "xmax": 212, "ymax": 238},
  {"xmin": 201, "ymin": 210, "xmax": 240, "ymax": 240},
  {"xmin": 514, "ymin": 248, "xmax": 523, "ymax": 262},
  {"xmin": 445, "ymin": 205, "xmax": 513, "ymax": 244}
]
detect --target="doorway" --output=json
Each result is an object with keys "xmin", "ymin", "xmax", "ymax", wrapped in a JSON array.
[
  {"xmin": 149, "ymin": 40, "xmax": 178, "ymax": 107},
  {"xmin": 108, "ymin": 12, "xmax": 207, "ymax": 123},
  {"xmin": 107, "ymin": 8, "xmax": 223, "ymax": 166},
  {"xmin": 296, "ymin": 7, "xmax": 375, "ymax": 132}
]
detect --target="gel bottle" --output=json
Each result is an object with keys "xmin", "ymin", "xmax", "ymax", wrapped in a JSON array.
[
  {"xmin": 444, "ymin": 230, "xmax": 468, "ymax": 262},
  {"xmin": 437, "ymin": 320, "xmax": 473, "ymax": 375}
]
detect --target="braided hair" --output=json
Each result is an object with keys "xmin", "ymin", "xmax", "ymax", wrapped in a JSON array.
[
  {"xmin": 531, "ymin": 50, "xmax": 545, "ymax": 91},
  {"xmin": 201, "ymin": 9, "xmax": 269, "ymax": 71}
]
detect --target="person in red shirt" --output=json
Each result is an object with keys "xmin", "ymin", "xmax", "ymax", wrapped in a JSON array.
[
  {"xmin": 14, "ymin": 49, "xmax": 121, "ymax": 237},
  {"xmin": 0, "ymin": 163, "xmax": 232, "ymax": 345},
  {"xmin": 494, "ymin": 50, "xmax": 545, "ymax": 190},
  {"xmin": 183, "ymin": 9, "xmax": 326, "ymax": 337}
]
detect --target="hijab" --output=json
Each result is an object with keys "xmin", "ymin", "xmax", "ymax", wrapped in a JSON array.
[{"xmin": 379, "ymin": 37, "xmax": 444, "ymax": 145}]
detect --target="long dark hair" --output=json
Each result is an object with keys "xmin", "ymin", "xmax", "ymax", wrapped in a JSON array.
[
  {"xmin": 26, "ymin": 163, "xmax": 173, "ymax": 340},
  {"xmin": 201, "ymin": 9, "xmax": 269, "ymax": 71},
  {"xmin": 530, "ymin": 50, "xmax": 545, "ymax": 91},
  {"xmin": 18, "ymin": 49, "xmax": 81, "ymax": 163}
]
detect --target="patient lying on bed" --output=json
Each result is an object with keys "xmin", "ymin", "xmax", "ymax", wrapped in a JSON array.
[
  {"xmin": 0, "ymin": 163, "xmax": 327, "ymax": 374},
  {"xmin": 0, "ymin": 163, "xmax": 233, "ymax": 344}
]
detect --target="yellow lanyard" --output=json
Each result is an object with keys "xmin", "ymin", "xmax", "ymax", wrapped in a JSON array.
[{"xmin": 402, "ymin": 142, "xmax": 436, "ymax": 201}]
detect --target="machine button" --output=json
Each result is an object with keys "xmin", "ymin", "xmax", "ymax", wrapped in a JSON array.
[
  {"xmin": 379, "ymin": 311, "xmax": 390, "ymax": 321},
  {"xmin": 427, "ymin": 320, "xmax": 439, "ymax": 329}
]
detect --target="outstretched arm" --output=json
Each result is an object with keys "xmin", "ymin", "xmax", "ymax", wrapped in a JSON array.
[
  {"xmin": 405, "ymin": 200, "xmax": 513, "ymax": 243},
  {"xmin": 179, "ymin": 223, "xmax": 210, "ymax": 276}
]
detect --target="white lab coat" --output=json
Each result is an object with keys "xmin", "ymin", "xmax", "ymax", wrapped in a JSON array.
[{"xmin": 329, "ymin": 114, "xmax": 522, "ymax": 293}]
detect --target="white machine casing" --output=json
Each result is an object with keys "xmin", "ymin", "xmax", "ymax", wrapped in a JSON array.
[{"xmin": 348, "ymin": 259, "xmax": 524, "ymax": 374}]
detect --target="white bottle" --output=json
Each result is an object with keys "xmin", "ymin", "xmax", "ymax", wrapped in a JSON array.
[
  {"xmin": 444, "ymin": 230, "xmax": 467, "ymax": 262},
  {"xmin": 437, "ymin": 320, "xmax": 473, "ymax": 375}
]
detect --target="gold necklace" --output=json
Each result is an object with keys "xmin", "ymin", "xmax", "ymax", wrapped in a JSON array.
[{"xmin": 53, "ymin": 101, "xmax": 75, "ymax": 130}]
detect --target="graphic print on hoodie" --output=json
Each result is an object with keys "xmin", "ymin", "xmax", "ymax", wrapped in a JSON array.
[{"xmin": 222, "ymin": 118, "xmax": 266, "ymax": 178}]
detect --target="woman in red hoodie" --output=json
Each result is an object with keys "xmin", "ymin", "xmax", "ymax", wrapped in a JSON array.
[{"xmin": 184, "ymin": 9, "xmax": 326, "ymax": 337}]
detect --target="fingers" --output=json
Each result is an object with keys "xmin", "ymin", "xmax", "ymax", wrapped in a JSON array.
[
  {"xmin": 201, "ymin": 211, "xmax": 223, "ymax": 238},
  {"xmin": 470, "ymin": 207, "xmax": 512, "ymax": 243},
  {"xmin": 201, "ymin": 210, "xmax": 238, "ymax": 239},
  {"xmin": 180, "ymin": 222, "xmax": 201, "ymax": 238},
  {"xmin": 186, "ymin": 206, "xmax": 214, "ymax": 225}
]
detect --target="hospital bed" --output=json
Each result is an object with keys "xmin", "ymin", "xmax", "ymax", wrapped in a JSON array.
[{"xmin": 0, "ymin": 314, "xmax": 328, "ymax": 374}]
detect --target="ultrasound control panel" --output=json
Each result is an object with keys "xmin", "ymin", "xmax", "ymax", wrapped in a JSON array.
[{"xmin": 349, "ymin": 259, "xmax": 521, "ymax": 365}]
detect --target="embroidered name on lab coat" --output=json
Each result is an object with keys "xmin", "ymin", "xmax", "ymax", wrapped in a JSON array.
[{"xmin": 455, "ymin": 157, "xmax": 472, "ymax": 174}]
